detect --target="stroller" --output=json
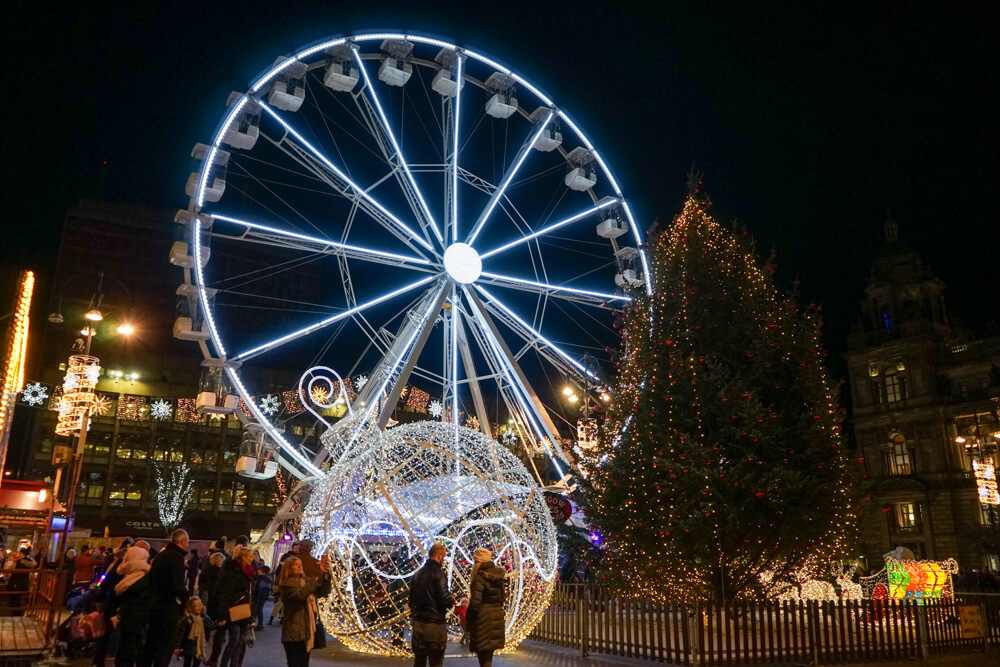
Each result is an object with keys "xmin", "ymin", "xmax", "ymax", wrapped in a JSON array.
[
  {"xmin": 55, "ymin": 586, "xmax": 105, "ymax": 659},
  {"xmin": 55, "ymin": 609, "xmax": 106, "ymax": 659}
]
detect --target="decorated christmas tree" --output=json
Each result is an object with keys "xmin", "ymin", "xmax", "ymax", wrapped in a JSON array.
[{"xmin": 587, "ymin": 178, "xmax": 858, "ymax": 601}]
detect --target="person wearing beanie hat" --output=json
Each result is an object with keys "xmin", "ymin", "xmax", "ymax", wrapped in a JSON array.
[{"xmin": 467, "ymin": 548, "xmax": 506, "ymax": 667}]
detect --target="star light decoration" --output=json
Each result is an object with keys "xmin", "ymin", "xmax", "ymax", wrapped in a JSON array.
[
  {"xmin": 302, "ymin": 421, "xmax": 557, "ymax": 657},
  {"xmin": 259, "ymin": 394, "xmax": 281, "ymax": 416},
  {"xmin": 428, "ymin": 400, "xmax": 443, "ymax": 418},
  {"xmin": 20, "ymin": 382, "xmax": 48, "ymax": 407},
  {"xmin": 150, "ymin": 399, "xmax": 173, "ymax": 421},
  {"xmin": 91, "ymin": 393, "xmax": 112, "ymax": 417}
]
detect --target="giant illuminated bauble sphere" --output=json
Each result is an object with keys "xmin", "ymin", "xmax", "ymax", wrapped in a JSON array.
[{"xmin": 301, "ymin": 421, "xmax": 558, "ymax": 656}]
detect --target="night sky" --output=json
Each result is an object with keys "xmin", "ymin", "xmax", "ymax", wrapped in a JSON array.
[{"xmin": 5, "ymin": 1, "xmax": 998, "ymax": 375}]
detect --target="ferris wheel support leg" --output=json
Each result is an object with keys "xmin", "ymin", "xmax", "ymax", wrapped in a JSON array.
[
  {"xmin": 463, "ymin": 288, "xmax": 579, "ymax": 479},
  {"xmin": 454, "ymin": 310, "xmax": 493, "ymax": 439},
  {"xmin": 259, "ymin": 448, "xmax": 329, "ymax": 543}
]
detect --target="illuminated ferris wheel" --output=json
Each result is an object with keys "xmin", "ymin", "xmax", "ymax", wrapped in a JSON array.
[{"xmin": 172, "ymin": 31, "xmax": 650, "ymax": 486}]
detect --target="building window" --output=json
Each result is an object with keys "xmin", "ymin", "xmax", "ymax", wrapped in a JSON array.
[
  {"xmin": 883, "ymin": 368, "xmax": 906, "ymax": 403},
  {"xmin": 108, "ymin": 473, "xmax": 143, "ymax": 507},
  {"xmin": 77, "ymin": 472, "xmax": 106, "ymax": 506},
  {"xmin": 884, "ymin": 434, "xmax": 914, "ymax": 476},
  {"xmin": 196, "ymin": 484, "xmax": 215, "ymax": 510},
  {"xmin": 894, "ymin": 502, "xmax": 921, "ymax": 532}
]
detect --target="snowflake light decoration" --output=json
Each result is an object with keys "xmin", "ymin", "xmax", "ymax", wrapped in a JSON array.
[
  {"xmin": 91, "ymin": 393, "xmax": 112, "ymax": 417},
  {"xmin": 62, "ymin": 374, "xmax": 79, "ymax": 392},
  {"xmin": 355, "ymin": 374, "xmax": 368, "ymax": 389},
  {"xmin": 428, "ymin": 399, "xmax": 443, "ymax": 418},
  {"xmin": 20, "ymin": 382, "xmax": 48, "ymax": 407},
  {"xmin": 259, "ymin": 394, "xmax": 280, "ymax": 416},
  {"xmin": 303, "ymin": 421, "xmax": 557, "ymax": 657},
  {"xmin": 150, "ymin": 399, "xmax": 173, "ymax": 421},
  {"xmin": 84, "ymin": 365, "xmax": 101, "ymax": 385}
]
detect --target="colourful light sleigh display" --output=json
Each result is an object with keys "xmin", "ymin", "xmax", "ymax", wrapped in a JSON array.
[{"xmin": 860, "ymin": 557, "xmax": 958, "ymax": 603}]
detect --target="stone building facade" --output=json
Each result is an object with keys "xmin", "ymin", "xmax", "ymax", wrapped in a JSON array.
[{"xmin": 847, "ymin": 218, "xmax": 1000, "ymax": 569}]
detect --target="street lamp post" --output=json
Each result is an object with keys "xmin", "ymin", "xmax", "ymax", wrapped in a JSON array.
[{"xmin": 46, "ymin": 272, "xmax": 132, "ymax": 573}]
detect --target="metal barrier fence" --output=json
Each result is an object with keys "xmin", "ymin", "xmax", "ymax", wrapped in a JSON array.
[
  {"xmin": 0, "ymin": 569, "xmax": 64, "ymax": 659},
  {"xmin": 529, "ymin": 585, "xmax": 999, "ymax": 665}
]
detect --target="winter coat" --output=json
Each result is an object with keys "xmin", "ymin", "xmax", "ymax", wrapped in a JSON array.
[
  {"xmin": 114, "ymin": 547, "xmax": 150, "ymax": 596},
  {"xmin": 409, "ymin": 559, "xmax": 454, "ymax": 624},
  {"xmin": 113, "ymin": 573, "xmax": 154, "ymax": 633},
  {"xmin": 199, "ymin": 563, "xmax": 221, "ymax": 608},
  {"xmin": 147, "ymin": 542, "xmax": 189, "ymax": 622},
  {"xmin": 177, "ymin": 611, "xmax": 219, "ymax": 658},
  {"xmin": 468, "ymin": 561, "xmax": 506, "ymax": 653},
  {"xmin": 278, "ymin": 574, "xmax": 332, "ymax": 645},
  {"xmin": 212, "ymin": 559, "xmax": 253, "ymax": 624},
  {"xmin": 8, "ymin": 556, "xmax": 37, "ymax": 592},
  {"xmin": 253, "ymin": 573, "xmax": 273, "ymax": 603},
  {"xmin": 74, "ymin": 552, "xmax": 99, "ymax": 583},
  {"xmin": 298, "ymin": 551, "xmax": 323, "ymax": 579}
]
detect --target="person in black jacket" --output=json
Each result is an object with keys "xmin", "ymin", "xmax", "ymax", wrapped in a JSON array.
[
  {"xmin": 214, "ymin": 546, "xmax": 256, "ymax": 667},
  {"xmin": 110, "ymin": 546, "xmax": 152, "ymax": 667},
  {"xmin": 467, "ymin": 548, "xmax": 506, "ymax": 667},
  {"xmin": 252, "ymin": 565, "xmax": 273, "ymax": 628},
  {"xmin": 408, "ymin": 544, "xmax": 454, "ymax": 667},
  {"xmin": 142, "ymin": 529, "xmax": 191, "ymax": 667},
  {"xmin": 201, "ymin": 552, "xmax": 227, "ymax": 665}
]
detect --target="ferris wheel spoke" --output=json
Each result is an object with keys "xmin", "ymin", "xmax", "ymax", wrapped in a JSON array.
[
  {"xmin": 448, "ymin": 54, "xmax": 463, "ymax": 243},
  {"xmin": 478, "ymin": 197, "xmax": 620, "ymax": 260},
  {"xmin": 351, "ymin": 48, "xmax": 444, "ymax": 247},
  {"xmin": 477, "ymin": 271, "xmax": 631, "ymax": 308},
  {"xmin": 465, "ymin": 109, "xmax": 555, "ymax": 245},
  {"xmin": 351, "ymin": 281, "xmax": 451, "ymax": 428},
  {"xmin": 232, "ymin": 275, "xmax": 438, "ymax": 362},
  {"xmin": 206, "ymin": 212, "xmax": 435, "ymax": 272},
  {"xmin": 473, "ymin": 285, "xmax": 601, "ymax": 386},
  {"xmin": 257, "ymin": 101, "xmax": 435, "ymax": 255},
  {"xmin": 462, "ymin": 287, "xmax": 577, "ymax": 478}
]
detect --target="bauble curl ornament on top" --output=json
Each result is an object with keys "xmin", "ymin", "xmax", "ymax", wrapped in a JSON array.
[{"xmin": 301, "ymin": 420, "xmax": 558, "ymax": 657}]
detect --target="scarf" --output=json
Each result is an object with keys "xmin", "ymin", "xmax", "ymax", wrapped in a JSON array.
[
  {"xmin": 290, "ymin": 577, "xmax": 319, "ymax": 652},
  {"xmin": 186, "ymin": 612, "xmax": 207, "ymax": 660},
  {"xmin": 115, "ymin": 547, "xmax": 150, "ymax": 595}
]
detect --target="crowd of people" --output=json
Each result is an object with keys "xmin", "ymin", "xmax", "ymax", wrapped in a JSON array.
[
  {"xmin": 45, "ymin": 533, "xmax": 333, "ymax": 667},
  {"xmin": 2, "ymin": 533, "xmax": 511, "ymax": 667},
  {"xmin": 953, "ymin": 566, "xmax": 1000, "ymax": 593}
]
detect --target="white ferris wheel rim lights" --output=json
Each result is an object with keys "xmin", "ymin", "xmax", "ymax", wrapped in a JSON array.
[{"xmin": 185, "ymin": 30, "xmax": 651, "ymax": 482}]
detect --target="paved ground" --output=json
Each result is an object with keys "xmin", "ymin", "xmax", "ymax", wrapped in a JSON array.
[{"xmin": 61, "ymin": 600, "xmax": 996, "ymax": 667}]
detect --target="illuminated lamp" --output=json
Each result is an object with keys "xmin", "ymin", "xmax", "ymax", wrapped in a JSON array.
[
  {"xmin": 47, "ymin": 312, "xmax": 64, "ymax": 324},
  {"xmin": 84, "ymin": 309, "xmax": 103, "ymax": 322},
  {"xmin": 562, "ymin": 386, "xmax": 574, "ymax": 396},
  {"xmin": 117, "ymin": 322, "xmax": 134, "ymax": 335}
]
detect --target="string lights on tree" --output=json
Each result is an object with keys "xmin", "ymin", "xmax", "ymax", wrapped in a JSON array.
[
  {"xmin": 153, "ymin": 462, "xmax": 197, "ymax": 533},
  {"xmin": 586, "ymin": 178, "xmax": 859, "ymax": 602}
]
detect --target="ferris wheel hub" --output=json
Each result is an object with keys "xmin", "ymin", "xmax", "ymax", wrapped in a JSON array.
[{"xmin": 443, "ymin": 242, "xmax": 482, "ymax": 284}]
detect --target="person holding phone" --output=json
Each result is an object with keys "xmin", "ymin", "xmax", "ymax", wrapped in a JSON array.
[{"xmin": 277, "ymin": 555, "xmax": 332, "ymax": 667}]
